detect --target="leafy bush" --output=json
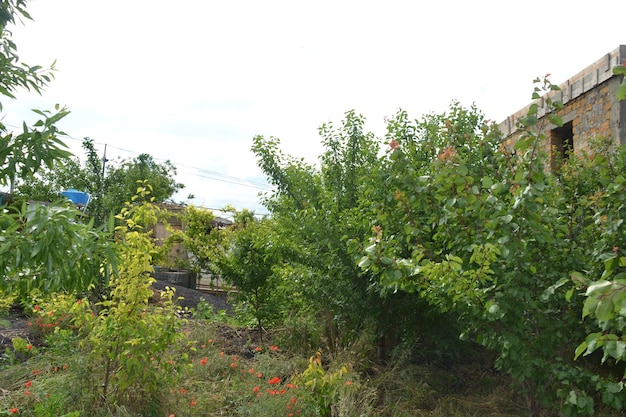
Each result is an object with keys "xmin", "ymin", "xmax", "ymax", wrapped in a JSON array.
[{"xmin": 73, "ymin": 184, "xmax": 192, "ymax": 414}]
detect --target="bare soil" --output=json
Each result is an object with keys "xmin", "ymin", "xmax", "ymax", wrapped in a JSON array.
[
  {"xmin": 152, "ymin": 279, "xmax": 232, "ymax": 313},
  {"xmin": 0, "ymin": 306, "xmax": 33, "ymax": 352}
]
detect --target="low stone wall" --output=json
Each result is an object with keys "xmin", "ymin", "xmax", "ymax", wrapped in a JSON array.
[{"xmin": 152, "ymin": 267, "xmax": 197, "ymax": 289}]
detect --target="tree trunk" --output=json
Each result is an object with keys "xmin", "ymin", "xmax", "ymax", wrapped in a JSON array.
[{"xmin": 525, "ymin": 380, "xmax": 541, "ymax": 417}]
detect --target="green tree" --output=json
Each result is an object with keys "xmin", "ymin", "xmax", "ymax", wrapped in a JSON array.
[
  {"xmin": 0, "ymin": 201, "xmax": 117, "ymax": 295},
  {"xmin": 1, "ymin": 1, "xmax": 71, "ymax": 189},
  {"xmin": 357, "ymin": 83, "xmax": 626, "ymax": 416},
  {"xmin": 251, "ymin": 111, "xmax": 437, "ymax": 355},
  {"xmin": 164, "ymin": 204, "xmax": 217, "ymax": 275},
  {"xmin": 212, "ymin": 211, "xmax": 286, "ymax": 336},
  {"xmin": 102, "ymin": 153, "xmax": 184, "ymax": 218},
  {"xmin": 75, "ymin": 183, "xmax": 189, "ymax": 413},
  {"xmin": 0, "ymin": 1, "xmax": 117, "ymax": 295},
  {"xmin": 14, "ymin": 145, "xmax": 184, "ymax": 226},
  {"xmin": 14, "ymin": 138, "xmax": 103, "ymax": 204},
  {"xmin": 0, "ymin": 0, "xmax": 55, "ymax": 111},
  {"xmin": 567, "ymin": 64, "xmax": 626, "ymax": 413}
]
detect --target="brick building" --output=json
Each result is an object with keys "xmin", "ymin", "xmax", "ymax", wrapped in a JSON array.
[
  {"xmin": 499, "ymin": 45, "xmax": 626, "ymax": 169},
  {"xmin": 151, "ymin": 204, "xmax": 232, "ymax": 288},
  {"xmin": 153, "ymin": 203, "xmax": 232, "ymax": 265}
]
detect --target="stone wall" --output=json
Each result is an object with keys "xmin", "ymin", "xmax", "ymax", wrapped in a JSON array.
[{"xmin": 498, "ymin": 45, "xmax": 625, "ymax": 164}]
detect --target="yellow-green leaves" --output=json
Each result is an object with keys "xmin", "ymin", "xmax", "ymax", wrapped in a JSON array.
[{"xmin": 76, "ymin": 188, "xmax": 190, "ymax": 411}]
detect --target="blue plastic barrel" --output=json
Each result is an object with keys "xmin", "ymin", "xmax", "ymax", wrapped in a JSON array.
[{"xmin": 61, "ymin": 189, "xmax": 90, "ymax": 206}]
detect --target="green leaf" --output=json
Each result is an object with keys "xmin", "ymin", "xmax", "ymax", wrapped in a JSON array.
[
  {"xmin": 605, "ymin": 340, "xmax": 626, "ymax": 361},
  {"xmin": 595, "ymin": 298, "xmax": 615, "ymax": 322},
  {"xmin": 575, "ymin": 341, "xmax": 588, "ymax": 359},
  {"xmin": 358, "ymin": 257, "xmax": 371, "ymax": 269},
  {"xmin": 487, "ymin": 302, "xmax": 500, "ymax": 315},
  {"xmin": 392, "ymin": 269, "xmax": 402, "ymax": 280},
  {"xmin": 566, "ymin": 390, "xmax": 577, "ymax": 405},
  {"xmin": 585, "ymin": 280, "xmax": 612, "ymax": 296},
  {"xmin": 500, "ymin": 214, "xmax": 513, "ymax": 224},
  {"xmin": 548, "ymin": 114, "xmax": 563, "ymax": 127},
  {"xmin": 364, "ymin": 244, "xmax": 377, "ymax": 255},
  {"xmin": 606, "ymin": 382, "xmax": 623, "ymax": 394},
  {"xmin": 570, "ymin": 271, "xmax": 586, "ymax": 286}
]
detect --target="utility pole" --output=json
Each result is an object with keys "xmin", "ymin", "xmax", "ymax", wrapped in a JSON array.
[{"xmin": 101, "ymin": 144, "xmax": 108, "ymax": 177}]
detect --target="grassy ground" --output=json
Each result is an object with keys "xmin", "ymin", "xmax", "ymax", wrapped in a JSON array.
[
  {"xmin": 2, "ymin": 294, "xmax": 622, "ymax": 417},
  {"xmin": 1, "ymin": 313, "xmax": 533, "ymax": 417}
]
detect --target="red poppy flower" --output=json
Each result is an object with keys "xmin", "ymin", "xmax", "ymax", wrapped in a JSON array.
[
  {"xmin": 268, "ymin": 377, "xmax": 281, "ymax": 385},
  {"xmin": 200, "ymin": 357, "xmax": 207, "ymax": 365}
]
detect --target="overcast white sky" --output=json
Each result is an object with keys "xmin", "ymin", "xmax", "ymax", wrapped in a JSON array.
[{"xmin": 3, "ymin": 0, "xmax": 624, "ymax": 216}]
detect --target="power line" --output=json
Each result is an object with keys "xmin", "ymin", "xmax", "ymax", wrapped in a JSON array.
[
  {"xmin": 83, "ymin": 137, "xmax": 275, "ymax": 212},
  {"xmin": 176, "ymin": 165, "xmax": 273, "ymax": 191},
  {"xmin": 59, "ymin": 134, "xmax": 273, "ymax": 192},
  {"xmin": 2, "ymin": 125, "xmax": 274, "ymax": 209}
]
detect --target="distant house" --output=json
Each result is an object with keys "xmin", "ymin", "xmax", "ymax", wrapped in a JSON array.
[
  {"xmin": 499, "ymin": 45, "xmax": 626, "ymax": 169},
  {"xmin": 152, "ymin": 204, "xmax": 232, "ymax": 279}
]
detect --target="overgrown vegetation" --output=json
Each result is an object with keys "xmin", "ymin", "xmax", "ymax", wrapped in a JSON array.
[
  {"xmin": 2, "ymin": 1, "xmax": 626, "ymax": 416},
  {"xmin": 13, "ymin": 138, "xmax": 185, "ymax": 227}
]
